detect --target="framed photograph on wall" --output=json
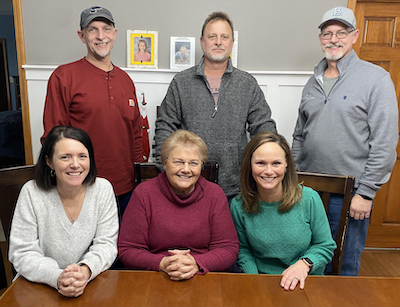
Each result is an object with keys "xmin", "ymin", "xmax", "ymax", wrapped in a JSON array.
[
  {"xmin": 170, "ymin": 37, "xmax": 195, "ymax": 70},
  {"xmin": 127, "ymin": 30, "xmax": 158, "ymax": 68},
  {"xmin": 231, "ymin": 31, "xmax": 239, "ymax": 67}
]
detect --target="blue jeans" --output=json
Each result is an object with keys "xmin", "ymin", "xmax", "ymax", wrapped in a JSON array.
[{"xmin": 325, "ymin": 193, "xmax": 370, "ymax": 276}]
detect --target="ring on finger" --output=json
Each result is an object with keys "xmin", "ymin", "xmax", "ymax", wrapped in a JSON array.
[{"xmin": 293, "ymin": 276, "xmax": 299, "ymax": 281}]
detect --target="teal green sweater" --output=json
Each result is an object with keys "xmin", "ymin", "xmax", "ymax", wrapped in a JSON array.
[{"xmin": 230, "ymin": 186, "xmax": 335, "ymax": 275}]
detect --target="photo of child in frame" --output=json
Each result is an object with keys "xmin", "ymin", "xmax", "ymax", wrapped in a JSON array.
[
  {"xmin": 174, "ymin": 42, "xmax": 191, "ymax": 65},
  {"xmin": 134, "ymin": 37, "xmax": 152, "ymax": 62}
]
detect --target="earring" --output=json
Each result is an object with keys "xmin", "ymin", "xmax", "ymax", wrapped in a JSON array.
[{"xmin": 50, "ymin": 169, "xmax": 55, "ymax": 177}]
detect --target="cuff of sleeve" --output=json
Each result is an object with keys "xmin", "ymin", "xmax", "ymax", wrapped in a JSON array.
[
  {"xmin": 240, "ymin": 262, "xmax": 258, "ymax": 274},
  {"xmin": 192, "ymin": 257, "xmax": 209, "ymax": 275},
  {"xmin": 78, "ymin": 263, "xmax": 93, "ymax": 281},
  {"xmin": 355, "ymin": 185, "xmax": 376, "ymax": 200},
  {"xmin": 156, "ymin": 255, "xmax": 168, "ymax": 272},
  {"xmin": 53, "ymin": 268, "xmax": 65, "ymax": 290}
]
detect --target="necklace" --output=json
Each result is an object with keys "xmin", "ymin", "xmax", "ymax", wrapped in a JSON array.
[
  {"xmin": 59, "ymin": 186, "xmax": 86, "ymax": 224},
  {"xmin": 63, "ymin": 205, "xmax": 78, "ymax": 224}
]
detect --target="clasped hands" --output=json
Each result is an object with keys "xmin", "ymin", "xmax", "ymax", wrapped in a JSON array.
[
  {"xmin": 159, "ymin": 249, "xmax": 199, "ymax": 281},
  {"xmin": 57, "ymin": 263, "xmax": 91, "ymax": 297}
]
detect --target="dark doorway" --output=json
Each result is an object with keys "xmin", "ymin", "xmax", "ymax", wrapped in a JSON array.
[{"xmin": 0, "ymin": 39, "xmax": 11, "ymax": 112}]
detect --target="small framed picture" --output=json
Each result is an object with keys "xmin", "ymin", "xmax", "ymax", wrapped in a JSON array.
[
  {"xmin": 170, "ymin": 37, "xmax": 195, "ymax": 70},
  {"xmin": 231, "ymin": 31, "xmax": 239, "ymax": 67},
  {"xmin": 127, "ymin": 30, "xmax": 158, "ymax": 68}
]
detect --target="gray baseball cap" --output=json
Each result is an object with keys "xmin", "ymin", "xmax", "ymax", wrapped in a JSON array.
[
  {"xmin": 80, "ymin": 6, "xmax": 115, "ymax": 29},
  {"xmin": 319, "ymin": 6, "xmax": 356, "ymax": 30}
]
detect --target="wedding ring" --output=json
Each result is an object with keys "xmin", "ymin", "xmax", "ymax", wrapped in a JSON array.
[{"xmin": 294, "ymin": 277, "xmax": 299, "ymax": 281}]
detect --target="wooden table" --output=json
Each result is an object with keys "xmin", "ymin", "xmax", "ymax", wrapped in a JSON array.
[{"xmin": 0, "ymin": 271, "xmax": 399, "ymax": 306}]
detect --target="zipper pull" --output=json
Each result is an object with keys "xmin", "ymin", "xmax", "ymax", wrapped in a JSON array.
[{"xmin": 212, "ymin": 105, "xmax": 218, "ymax": 118}]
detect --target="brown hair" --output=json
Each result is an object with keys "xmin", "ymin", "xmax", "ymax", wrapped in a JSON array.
[
  {"xmin": 161, "ymin": 130, "xmax": 208, "ymax": 165},
  {"xmin": 201, "ymin": 11, "xmax": 234, "ymax": 38},
  {"xmin": 36, "ymin": 126, "xmax": 97, "ymax": 190},
  {"xmin": 239, "ymin": 131, "xmax": 302, "ymax": 214}
]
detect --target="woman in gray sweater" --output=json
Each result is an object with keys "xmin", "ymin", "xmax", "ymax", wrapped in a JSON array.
[{"xmin": 9, "ymin": 126, "xmax": 119, "ymax": 297}]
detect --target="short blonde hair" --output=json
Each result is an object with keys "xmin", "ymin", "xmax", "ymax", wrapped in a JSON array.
[{"xmin": 161, "ymin": 130, "xmax": 208, "ymax": 164}]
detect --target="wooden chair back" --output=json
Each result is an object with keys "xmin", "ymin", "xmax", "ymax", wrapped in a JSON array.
[
  {"xmin": 0, "ymin": 164, "xmax": 37, "ymax": 288},
  {"xmin": 0, "ymin": 165, "xmax": 37, "ymax": 239},
  {"xmin": 297, "ymin": 171, "xmax": 355, "ymax": 275},
  {"xmin": 134, "ymin": 162, "xmax": 219, "ymax": 188}
]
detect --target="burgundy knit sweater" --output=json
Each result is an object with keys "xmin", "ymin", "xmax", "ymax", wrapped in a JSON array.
[{"xmin": 118, "ymin": 172, "xmax": 239, "ymax": 273}]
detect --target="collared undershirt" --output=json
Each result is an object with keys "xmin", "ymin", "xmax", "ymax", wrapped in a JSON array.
[{"xmin": 322, "ymin": 75, "xmax": 338, "ymax": 96}]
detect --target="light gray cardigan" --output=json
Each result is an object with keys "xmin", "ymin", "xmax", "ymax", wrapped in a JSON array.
[{"xmin": 9, "ymin": 178, "xmax": 119, "ymax": 289}]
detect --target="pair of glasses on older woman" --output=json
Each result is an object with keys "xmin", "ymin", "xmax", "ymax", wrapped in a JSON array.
[{"xmin": 169, "ymin": 159, "xmax": 203, "ymax": 169}]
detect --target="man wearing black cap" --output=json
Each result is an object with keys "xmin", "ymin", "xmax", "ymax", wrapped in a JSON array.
[
  {"xmin": 292, "ymin": 7, "xmax": 398, "ymax": 275},
  {"xmin": 41, "ymin": 6, "xmax": 143, "ymax": 217}
]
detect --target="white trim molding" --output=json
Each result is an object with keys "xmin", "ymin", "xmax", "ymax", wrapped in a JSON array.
[{"xmin": 23, "ymin": 65, "xmax": 312, "ymax": 162}]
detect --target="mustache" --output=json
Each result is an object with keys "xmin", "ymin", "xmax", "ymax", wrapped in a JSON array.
[
  {"xmin": 324, "ymin": 43, "xmax": 344, "ymax": 48},
  {"xmin": 211, "ymin": 46, "xmax": 226, "ymax": 51}
]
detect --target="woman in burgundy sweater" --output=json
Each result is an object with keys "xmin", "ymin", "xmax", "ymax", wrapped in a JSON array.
[{"xmin": 118, "ymin": 130, "xmax": 238, "ymax": 280}]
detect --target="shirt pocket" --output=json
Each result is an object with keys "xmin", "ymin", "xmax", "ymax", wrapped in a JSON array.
[{"xmin": 121, "ymin": 94, "xmax": 138, "ymax": 121}]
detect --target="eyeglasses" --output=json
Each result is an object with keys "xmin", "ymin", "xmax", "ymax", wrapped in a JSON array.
[
  {"xmin": 170, "ymin": 159, "xmax": 202, "ymax": 169},
  {"xmin": 320, "ymin": 29, "xmax": 354, "ymax": 40}
]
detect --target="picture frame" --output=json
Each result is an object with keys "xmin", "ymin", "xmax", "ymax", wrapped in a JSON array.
[
  {"xmin": 231, "ymin": 31, "xmax": 239, "ymax": 67},
  {"xmin": 127, "ymin": 30, "xmax": 158, "ymax": 68},
  {"xmin": 170, "ymin": 37, "xmax": 195, "ymax": 70}
]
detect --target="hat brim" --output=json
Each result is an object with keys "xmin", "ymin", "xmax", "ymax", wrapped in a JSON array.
[
  {"xmin": 81, "ymin": 14, "xmax": 114, "ymax": 29},
  {"xmin": 319, "ymin": 18, "xmax": 355, "ymax": 30}
]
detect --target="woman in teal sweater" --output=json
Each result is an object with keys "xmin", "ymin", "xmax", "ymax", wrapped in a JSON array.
[{"xmin": 230, "ymin": 132, "xmax": 335, "ymax": 291}]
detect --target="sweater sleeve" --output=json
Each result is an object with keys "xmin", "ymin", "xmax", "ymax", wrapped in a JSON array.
[
  {"xmin": 301, "ymin": 190, "xmax": 336, "ymax": 273},
  {"xmin": 41, "ymin": 68, "xmax": 71, "ymax": 144},
  {"xmin": 191, "ymin": 191, "xmax": 239, "ymax": 273},
  {"xmin": 154, "ymin": 78, "xmax": 182, "ymax": 166},
  {"xmin": 79, "ymin": 180, "xmax": 119, "ymax": 281},
  {"xmin": 230, "ymin": 198, "xmax": 259, "ymax": 274},
  {"xmin": 9, "ymin": 183, "xmax": 64, "ymax": 289},
  {"xmin": 291, "ymin": 87, "xmax": 308, "ymax": 166},
  {"xmin": 356, "ymin": 73, "xmax": 398, "ymax": 199},
  {"xmin": 247, "ymin": 77, "xmax": 277, "ymax": 137},
  {"xmin": 117, "ymin": 190, "xmax": 165, "ymax": 271}
]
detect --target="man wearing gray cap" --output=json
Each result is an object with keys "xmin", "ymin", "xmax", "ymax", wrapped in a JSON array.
[
  {"xmin": 41, "ymin": 6, "xmax": 143, "ymax": 217},
  {"xmin": 292, "ymin": 7, "xmax": 398, "ymax": 275}
]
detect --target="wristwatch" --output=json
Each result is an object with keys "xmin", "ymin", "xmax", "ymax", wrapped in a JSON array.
[{"xmin": 301, "ymin": 257, "xmax": 313, "ymax": 272}]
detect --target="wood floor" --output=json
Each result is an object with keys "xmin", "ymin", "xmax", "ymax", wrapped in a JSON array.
[{"xmin": 359, "ymin": 249, "xmax": 400, "ymax": 277}]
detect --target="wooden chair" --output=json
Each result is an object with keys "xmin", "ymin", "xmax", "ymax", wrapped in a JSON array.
[
  {"xmin": 0, "ymin": 164, "xmax": 37, "ymax": 289},
  {"xmin": 134, "ymin": 162, "xmax": 219, "ymax": 188},
  {"xmin": 297, "ymin": 171, "xmax": 355, "ymax": 275}
]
